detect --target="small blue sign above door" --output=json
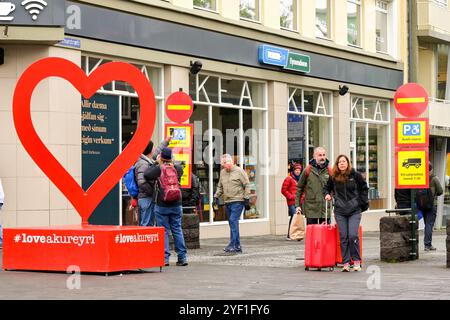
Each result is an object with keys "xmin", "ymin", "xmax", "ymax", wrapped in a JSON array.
[{"xmin": 258, "ymin": 45, "xmax": 289, "ymax": 67}]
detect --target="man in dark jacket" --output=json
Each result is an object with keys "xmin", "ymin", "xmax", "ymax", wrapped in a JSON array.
[
  {"xmin": 144, "ymin": 147, "xmax": 187, "ymax": 267},
  {"xmin": 181, "ymin": 173, "xmax": 201, "ymax": 213},
  {"xmin": 394, "ymin": 188, "xmax": 412, "ymax": 210},
  {"xmin": 422, "ymin": 163, "xmax": 444, "ymax": 251},
  {"xmin": 295, "ymin": 147, "xmax": 332, "ymax": 225},
  {"xmin": 134, "ymin": 138, "xmax": 170, "ymax": 226}
]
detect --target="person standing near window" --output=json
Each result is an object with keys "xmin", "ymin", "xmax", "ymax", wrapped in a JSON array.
[{"xmin": 282, "ymin": 163, "xmax": 302, "ymax": 240}]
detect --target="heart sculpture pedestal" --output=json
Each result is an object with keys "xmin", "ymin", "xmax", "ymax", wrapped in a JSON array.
[{"xmin": 2, "ymin": 225, "xmax": 165, "ymax": 273}]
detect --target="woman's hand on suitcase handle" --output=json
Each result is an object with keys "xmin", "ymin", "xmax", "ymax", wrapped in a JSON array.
[{"xmin": 324, "ymin": 194, "xmax": 332, "ymax": 201}]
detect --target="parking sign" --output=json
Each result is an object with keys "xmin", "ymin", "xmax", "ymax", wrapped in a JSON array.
[{"xmin": 395, "ymin": 118, "xmax": 428, "ymax": 147}]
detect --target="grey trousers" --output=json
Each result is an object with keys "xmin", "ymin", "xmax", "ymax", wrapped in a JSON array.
[{"xmin": 335, "ymin": 212, "xmax": 362, "ymax": 264}]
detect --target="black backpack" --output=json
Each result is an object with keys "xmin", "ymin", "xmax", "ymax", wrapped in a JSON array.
[{"xmin": 416, "ymin": 188, "xmax": 434, "ymax": 211}]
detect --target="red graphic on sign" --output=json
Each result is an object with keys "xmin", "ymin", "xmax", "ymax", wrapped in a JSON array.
[
  {"xmin": 3, "ymin": 225, "xmax": 165, "ymax": 272},
  {"xmin": 393, "ymin": 83, "xmax": 429, "ymax": 118},
  {"xmin": 165, "ymin": 91, "xmax": 193, "ymax": 123},
  {"xmin": 12, "ymin": 58, "xmax": 156, "ymax": 224}
]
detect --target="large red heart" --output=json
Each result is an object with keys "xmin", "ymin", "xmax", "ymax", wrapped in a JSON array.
[{"xmin": 12, "ymin": 57, "xmax": 156, "ymax": 224}]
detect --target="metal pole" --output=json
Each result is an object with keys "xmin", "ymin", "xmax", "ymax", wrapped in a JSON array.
[{"xmin": 410, "ymin": 189, "xmax": 418, "ymax": 260}]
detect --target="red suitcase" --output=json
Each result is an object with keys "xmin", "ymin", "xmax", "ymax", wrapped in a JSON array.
[
  {"xmin": 335, "ymin": 224, "xmax": 363, "ymax": 266},
  {"xmin": 304, "ymin": 202, "xmax": 336, "ymax": 271}
]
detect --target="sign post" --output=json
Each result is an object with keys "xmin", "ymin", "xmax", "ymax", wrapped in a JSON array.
[
  {"xmin": 393, "ymin": 83, "xmax": 430, "ymax": 261},
  {"xmin": 165, "ymin": 91, "xmax": 194, "ymax": 189}
]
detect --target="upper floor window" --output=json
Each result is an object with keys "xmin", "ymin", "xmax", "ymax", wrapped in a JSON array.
[
  {"xmin": 240, "ymin": 0, "xmax": 260, "ymax": 22},
  {"xmin": 193, "ymin": 0, "xmax": 217, "ymax": 12},
  {"xmin": 347, "ymin": 0, "xmax": 361, "ymax": 47},
  {"xmin": 280, "ymin": 0, "xmax": 298, "ymax": 31},
  {"xmin": 315, "ymin": 0, "xmax": 331, "ymax": 39},
  {"xmin": 433, "ymin": 0, "xmax": 448, "ymax": 7},
  {"xmin": 376, "ymin": 1, "xmax": 388, "ymax": 53}
]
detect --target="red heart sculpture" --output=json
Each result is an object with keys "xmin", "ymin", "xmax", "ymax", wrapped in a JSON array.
[{"xmin": 12, "ymin": 57, "xmax": 156, "ymax": 224}]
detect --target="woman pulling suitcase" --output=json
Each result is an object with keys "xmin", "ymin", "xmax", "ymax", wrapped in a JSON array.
[{"xmin": 324, "ymin": 155, "xmax": 369, "ymax": 272}]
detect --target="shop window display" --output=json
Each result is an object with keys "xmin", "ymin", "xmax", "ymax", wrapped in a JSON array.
[
  {"xmin": 189, "ymin": 73, "xmax": 267, "ymax": 224},
  {"xmin": 287, "ymin": 87, "xmax": 332, "ymax": 169},
  {"xmin": 351, "ymin": 96, "xmax": 390, "ymax": 210}
]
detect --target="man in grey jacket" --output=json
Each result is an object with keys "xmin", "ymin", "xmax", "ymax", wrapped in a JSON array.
[
  {"xmin": 213, "ymin": 154, "xmax": 251, "ymax": 253},
  {"xmin": 134, "ymin": 138, "xmax": 171, "ymax": 226}
]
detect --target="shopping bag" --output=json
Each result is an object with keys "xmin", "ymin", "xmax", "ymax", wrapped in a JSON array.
[{"xmin": 289, "ymin": 212, "xmax": 305, "ymax": 240}]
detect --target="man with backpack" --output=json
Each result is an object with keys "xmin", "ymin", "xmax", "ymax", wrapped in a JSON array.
[
  {"xmin": 144, "ymin": 147, "xmax": 187, "ymax": 266},
  {"xmin": 417, "ymin": 163, "xmax": 443, "ymax": 251},
  {"xmin": 128, "ymin": 138, "xmax": 170, "ymax": 227},
  {"xmin": 295, "ymin": 147, "xmax": 333, "ymax": 225}
]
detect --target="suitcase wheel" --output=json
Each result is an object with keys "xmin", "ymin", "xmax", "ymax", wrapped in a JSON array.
[
  {"xmin": 305, "ymin": 267, "xmax": 309, "ymax": 271},
  {"xmin": 330, "ymin": 267, "xmax": 334, "ymax": 272},
  {"xmin": 318, "ymin": 268, "xmax": 321, "ymax": 271}
]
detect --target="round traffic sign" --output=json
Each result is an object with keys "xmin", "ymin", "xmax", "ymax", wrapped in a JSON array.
[
  {"xmin": 394, "ymin": 83, "xmax": 428, "ymax": 118},
  {"xmin": 165, "ymin": 91, "xmax": 193, "ymax": 123}
]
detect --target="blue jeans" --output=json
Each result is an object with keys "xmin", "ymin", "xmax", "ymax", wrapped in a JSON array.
[
  {"xmin": 423, "ymin": 205, "xmax": 437, "ymax": 248},
  {"xmin": 225, "ymin": 202, "xmax": 245, "ymax": 250},
  {"xmin": 138, "ymin": 197, "xmax": 155, "ymax": 226},
  {"xmin": 155, "ymin": 205, "xmax": 187, "ymax": 263},
  {"xmin": 335, "ymin": 212, "xmax": 362, "ymax": 264}
]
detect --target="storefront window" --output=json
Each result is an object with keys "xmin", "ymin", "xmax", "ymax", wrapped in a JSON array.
[
  {"xmin": 376, "ymin": 1, "xmax": 388, "ymax": 53},
  {"xmin": 280, "ymin": 0, "xmax": 297, "ymax": 31},
  {"xmin": 437, "ymin": 44, "xmax": 449, "ymax": 100},
  {"xmin": 240, "ymin": 0, "xmax": 260, "ymax": 22},
  {"xmin": 347, "ymin": 0, "xmax": 361, "ymax": 47},
  {"xmin": 350, "ymin": 96, "xmax": 390, "ymax": 210},
  {"xmin": 315, "ymin": 0, "xmax": 331, "ymax": 39},
  {"xmin": 189, "ymin": 73, "xmax": 267, "ymax": 224},
  {"xmin": 287, "ymin": 87, "xmax": 333, "ymax": 168}
]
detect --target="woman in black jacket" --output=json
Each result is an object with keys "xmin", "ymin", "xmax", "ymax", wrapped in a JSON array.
[{"xmin": 324, "ymin": 154, "xmax": 369, "ymax": 272}]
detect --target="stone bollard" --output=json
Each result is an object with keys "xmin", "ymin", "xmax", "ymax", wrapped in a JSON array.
[
  {"xmin": 169, "ymin": 213, "xmax": 200, "ymax": 250},
  {"xmin": 447, "ymin": 220, "xmax": 450, "ymax": 268},
  {"xmin": 380, "ymin": 215, "xmax": 418, "ymax": 262}
]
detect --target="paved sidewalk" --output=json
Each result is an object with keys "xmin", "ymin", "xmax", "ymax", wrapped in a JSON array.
[{"xmin": 0, "ymin": 230, "xmax": 449, "ymax": 300}]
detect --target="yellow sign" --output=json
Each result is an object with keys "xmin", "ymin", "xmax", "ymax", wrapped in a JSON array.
[
  {"xmin": 396, "ymin": 149, "xmax": 428, "ymax": 188},
  {"xmin": 395, "ymin": 119, "xmax": 428, "ymax": 146},
  {"xmin": 165, "ymin": 124, "xmax": 193, "ymax": 149},
  {"xmin": 173, "ymin": 152, "xmax": 191, "ymax": 188}
]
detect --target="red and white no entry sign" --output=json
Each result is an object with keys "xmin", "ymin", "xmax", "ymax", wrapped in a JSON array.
[
  {"xmin": 165, "ymin": 91, "xmax": 194, "ymax": 123},
  {"xmin": 393, "ymin": 83, "xmax": 428, "ymax": 118}
]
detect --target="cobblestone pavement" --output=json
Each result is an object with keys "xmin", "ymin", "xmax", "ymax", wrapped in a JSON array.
[{"xmin": 0, "ymin": 230, "xmax": 449, "ymax": 300}]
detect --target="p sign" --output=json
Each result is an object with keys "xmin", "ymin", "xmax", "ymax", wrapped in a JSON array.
[
  {"xmin": 395, "ymin": 118, "xmax": 429, "ymax": 147},
  {"xmin": 394, "ymin": 83, "xmax": 428, "ymax": 118}
]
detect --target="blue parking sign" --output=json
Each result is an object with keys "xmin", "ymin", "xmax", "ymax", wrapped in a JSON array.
[{"xmin": 402, "ymin": 123, "xmax": 421, "ymax": 136}]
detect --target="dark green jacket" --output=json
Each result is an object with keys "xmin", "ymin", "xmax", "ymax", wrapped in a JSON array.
[
  {"xmin": 430, "ymin": 173, "xmax": 444, "ymax": 206},
  {"xmin": 295, "ymin": 161, "xmax": 331, "ymax": 219}
]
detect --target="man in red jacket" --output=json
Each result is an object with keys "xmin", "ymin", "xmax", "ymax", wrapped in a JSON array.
[{"xmin": 281, "ymin": 163, "xmax": 302, "ymax": 240}]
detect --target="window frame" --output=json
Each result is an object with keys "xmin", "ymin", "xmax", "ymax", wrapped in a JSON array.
[
  {"xmin": 315, "ymin": 0, "xmax": 332, "ymax": 40},
  {"xmin": 376, "ymin": 0, "xmax": 389, "ymax": 54},
  {"xmin": 347, "ymin": 0, "xmax": 362, "ymax": 48},
  {"xmin": 193, "ymin": 0, "xmax": 218, "ymax": 13},
  {"xmin": 239, "ymin": 0, "xmax": 262, "ymax": 23},
  {"xmin": 280, "ymin": 0, "xmax": 299, "ymax": 32}
]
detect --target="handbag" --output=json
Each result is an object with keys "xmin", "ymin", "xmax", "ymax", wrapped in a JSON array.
[{"xmin": 289, "ymin": 210, "xmax": 305, "ymax": 241}]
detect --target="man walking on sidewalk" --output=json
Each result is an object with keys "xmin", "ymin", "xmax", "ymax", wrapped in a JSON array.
[{"xmin": 214, "ymin": 154, "xmax": 251, "ymax": 253}]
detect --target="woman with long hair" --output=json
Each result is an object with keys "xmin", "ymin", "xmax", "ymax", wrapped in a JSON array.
[{"xmin": 324, "ymin": 155, "xmax": 369, "ymax": 272}]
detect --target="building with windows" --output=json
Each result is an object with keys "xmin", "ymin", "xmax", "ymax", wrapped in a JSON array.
[
  {"xmin": 0, "ymin": 0, "xmax": 408, "ymax": 238},
  {"xmin": 412, "ymin": 0, "xmax": 450, "ymax": 228}
]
